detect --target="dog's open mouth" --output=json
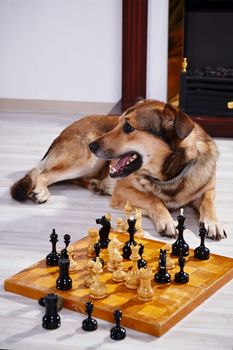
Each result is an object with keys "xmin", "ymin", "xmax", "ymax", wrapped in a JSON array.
[{"xmin": 109, "ymin": 152, "xmax": 142, "ymax": 178}]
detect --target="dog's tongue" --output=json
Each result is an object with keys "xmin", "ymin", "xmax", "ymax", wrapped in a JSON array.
[
  {"xmin": 114, "ymin": 154, "xmax": 132, "ymax": 172},
  {"xmin": 109, "ymin": 154, "xmax": 133, "ymax": 176}
]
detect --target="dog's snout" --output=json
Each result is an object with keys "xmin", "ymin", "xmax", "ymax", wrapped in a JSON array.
[{"xmin": 89, "ymin": 141, "xmax": 99, "ymax": 154}]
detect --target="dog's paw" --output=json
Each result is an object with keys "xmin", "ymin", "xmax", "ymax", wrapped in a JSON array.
[
  {"xmin": 201, "ymin": 220, "xmax": 227, "ymax": 240},
  {"xmin": 88, "ymin": 179, "xmax": 106, "ymax": 195},
  {"xmin": 29, "ymin": 186, "xmax": 50, "ymax": 204},
  {"xmin": 153, "ymin": 214, "xmax": 177, "ymax": 238}
]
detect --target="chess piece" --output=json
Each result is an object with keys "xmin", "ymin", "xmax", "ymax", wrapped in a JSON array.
[
  {"xmin": 138, "ymin": 243, "xmax": 147, "ymax": 269},
  {"xmin": 56, "ymin": 258, "xmax": 72, "ymax": 291},
  {"xmin": 172, "ymin": 208, "xmax": 189, "ymax": 256},
  {"xmin": 84, "ymin": 260, "xmax": 95, "ymax": 287},
  {"xmin": 89, "ymin": 257, "xmax": 107, "ymax": 299},
  {"xmin": 125, "ymin": 244, "xmax": 140, "ymax": 289},
  {"xmin": 174, "ymin": 254, "xmax": 189, "ymax": 283},
  {"xmin": 42, "ymin": 293, "xmax": 61, "ymax": 329},
  {"xmin": 154, "ymin": 249, "xmax": 171, "ymax": 284},
  {"xmin": 116, "ymin": 217, "xmax": 124, "ymax": 233},
  {"xmin": 123, "ymin": 217, "xmax": 137, "ymax": 259},
  {"xmin": 82, "ymin": 301, "xmax": 98, "ymax": 331},
  {"xmin": 96, "ymin": 214, "xmax": 111, "ymax": 249},
  {"xmin": 46, "ymin": 229, "xmax": 61, "ymax": 266},
  {"xmin": 67, "ymin": 245, "xmax": 78, "ymax": 272},
  {"xmin": 135, "ymin": 208, "xmax": 144, "ymax": 238},
  {"xmin": 137, "ymin": 268, "xmax": 154, "ymax": 302},
  {"xmin": 110, "ymin": 310, "xmax": 126, "ymax": 340},
  {"xmin": 112, "ymin": 254, "xmax": 126, "ymax": 282},
  {"xmin": 124, "ymin": 200, "xmax": 132, "ymax": 224},
  {"xmin": 60, "ymin": 234, "xmax": 71, "ymax": 259},
  {"xmin": 93, "ymin": 242, "xmax": 104, "ymax": 267},
  {"xmin": 87, "ymin": 228, "xmax": 99, "ymax": 257},
  {"xmin": 194, "ymin": 223, "xmax": 210, "ymax": 260},
  {"xmin": 164, "ymin": 243, "xmax": 175, "ymax": 269},
  {"xmin": 107, "ymin": 237, "xmax": 123, "ymax": 272},
  {"xmin": 39, "ymin": 295, "xmax": 64, "ymax": 312}
]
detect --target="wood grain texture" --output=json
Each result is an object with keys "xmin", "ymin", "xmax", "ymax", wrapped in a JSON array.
[
  {"xmin": 0, "ymin": 109, "xmax": 233, "ymax": 349},
  {"xmin": 4, "ymin": 233, "xmax": 233, "ymax": 337}
]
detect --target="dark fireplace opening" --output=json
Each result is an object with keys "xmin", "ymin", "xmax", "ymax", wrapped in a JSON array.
[{"xmin": 179, "ymin": 0, "xmax": 233, "ymax": 117}]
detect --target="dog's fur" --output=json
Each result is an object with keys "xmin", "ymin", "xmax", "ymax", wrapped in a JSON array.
[{"xmin": 11, "ymin": 99, "xmax": 225, "ymax": 240}]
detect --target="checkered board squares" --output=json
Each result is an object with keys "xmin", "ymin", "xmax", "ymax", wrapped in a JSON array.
[{"xmin": 4, "ymin": 232, "xmax": 233, "ymax": 337}]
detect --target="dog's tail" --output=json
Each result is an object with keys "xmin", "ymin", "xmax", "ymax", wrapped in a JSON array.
[{"xmin": 10, "ymin": 167, "xmax": 40, "ymax": 202}]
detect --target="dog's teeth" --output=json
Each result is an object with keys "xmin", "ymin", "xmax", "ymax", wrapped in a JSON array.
[
  {"xmin": 109, "ymin": 165, "xmax": 117, "ymax": 173},
  {"xmin": 132, "ymin": 154, "xmax": 137, "ymax": 160}
]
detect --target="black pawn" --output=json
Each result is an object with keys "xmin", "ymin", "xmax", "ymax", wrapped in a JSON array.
[
  {"xmin": 93, "ymin": 243, "xmax": 104, "ymax": 267},
  {"xmin": 60, "ymin": 234, "xmax": 71, "ymax": 259},
  {"xmin": 194, "ymin": 223, "xmax": 210, "ymax": 260},
  {"xmin": 175, "ymin": 254, "xmax": 189, "ymax": 283},
  {"xmin": 82, "ymin": 302, "xmax": 98, "ymax": 331},
  {"xmin": 138, "ymin": 244, "xmax": 147, "ymax": 269},
  {"xmin": 154, "ymin": 249, "xmax": 171, "ymax": 283},
  {"xmin": 46, "ymin": 229, "xmax": 61, "ymax": 266},
  {"xmin": 172, "ymin": 211, "xmax": 189, "ymax": 256},
  {"xmin": 42, "ymin": 293, "xmax": 61, "ymax": 330},
  {"xmin": 110, "ymin": 310, "xmax": 126, "ymax": 341},
  {"xmin": 123, "ymin": 217, "xmax": 137, "ymax": 259},
  {"xmin": 56, "ymin": 258, "xmax": 72, "ymax": 291}
]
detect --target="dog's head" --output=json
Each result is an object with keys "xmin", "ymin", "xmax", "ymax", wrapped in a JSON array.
[{"xmin": 89, "ymin": 100, "xmax": 194, "ymax": 178}]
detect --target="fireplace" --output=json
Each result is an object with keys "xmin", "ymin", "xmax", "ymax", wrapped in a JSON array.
[{"xmin": 180, "ymin": 0, "xmax": 233, "ymax": 118}]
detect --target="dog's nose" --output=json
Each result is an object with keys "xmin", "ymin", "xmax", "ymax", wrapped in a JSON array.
[{"xmin": 89, "ymin": 141, "xmax": 99, "ymax": 154}]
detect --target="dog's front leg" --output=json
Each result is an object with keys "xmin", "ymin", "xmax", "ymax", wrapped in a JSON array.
[
  {"xmin": 111, "ymin": 179, "xmax": 177, "ymax": 238},
  {"xmin": 192, "ymin": 188, "xmax": 226, "ymax": 240}
]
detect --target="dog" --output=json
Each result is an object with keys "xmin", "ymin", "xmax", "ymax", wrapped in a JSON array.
[{"xmin": 11, "ymin": 99, "xmax": 226, "ymax": 240}]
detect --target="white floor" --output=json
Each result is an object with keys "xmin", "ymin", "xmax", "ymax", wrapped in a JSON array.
[{"xmin": 0, "ymin": 110, "xmax": 233, "ymax": 350}]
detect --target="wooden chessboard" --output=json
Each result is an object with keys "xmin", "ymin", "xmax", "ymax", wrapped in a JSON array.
[{"xmin": 4, "ymin": 232, "xmax": 233, "ymax": 337}]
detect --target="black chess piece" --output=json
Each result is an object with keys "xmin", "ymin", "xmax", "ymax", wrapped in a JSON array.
[
  {"xmin": 154, "ymin": 249, "xmax": 171, "ymax": 283},
  {"xmin": 96, "ymin": 215, "xmax": 111, "ymax": 249},
  {"xmin": 172, "ymin": 211, "xmax": 189, "ymax": 256},
  {"xmin": 39, "ymin": 295, "xmax": 64, "ymax": 311},
  {"xmin": 123, "ymin": 217, "xmax": 137, "ymax": 259},
  {"xmin": 60, "ymin": 234, "xmax": 71, "ymax": 259},
  {"xmin": 82, "ymin": 301, "xmax": 98, "ymax": 331},
  {"xmin": 174, "ymin": 254, "xmax": 189, "ymax": 283},
  {"xmin": 56, "ymin": 258, "xmax": 72, "ymax": 290},
  {"xmin": 46, "ymin": 229, "xmax": 61, "ymax": 266},
  {"xmin": 110, "ymin": 309, "xmax": 126, "ymax": 341},
  {"xmin": 137, "ymin": 243, "xmax": 147, "ymax": 269},
  {"xmin": 194, "ymin": 223, "xmax": 210, "ymax": 260},
  {"xmin": 42, "ymin": 293, "xmax": 61, "ymax": 330},
  {"xmin": 93, "ymin": 243, "xmax": 104, "ymax": 267}
]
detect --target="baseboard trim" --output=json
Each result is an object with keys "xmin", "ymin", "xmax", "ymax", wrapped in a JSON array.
[{"xmin": 0, "ymin": 98, "xmax": 116, "ymax": 115}]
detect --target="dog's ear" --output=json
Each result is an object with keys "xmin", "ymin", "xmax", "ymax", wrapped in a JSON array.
[{"xmin": 162, "ymin": 104, "xmax": 194, "ymax": 140}]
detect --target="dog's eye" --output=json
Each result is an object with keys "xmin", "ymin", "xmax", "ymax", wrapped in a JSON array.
[{"xmin": 123, "ymin": 121, "xmax": 135, "ymax": 134}]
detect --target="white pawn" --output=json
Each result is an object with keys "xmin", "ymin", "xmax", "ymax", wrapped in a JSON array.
[
  {"xmin": 87, "ymin": 228, "xmax": 99, "ymax": 258},
  {"xmin": 89, "ymin": 257, "xmax": 107, "ymax": 299},
  {"xmin": 116, "ymin": 217, "xmax": 124, "ymax": 233},
  {"xmin": 164, "ymin": 243, "xmax": 175, "ymax": 270},
  {"xmin": 67, "ymin": 245, "xmax": 78, "ymax": 272},
  {"xmin": 84, "ymin": 260, "xmax": 95, "ymax": 287},
  {"xmin": 112, "ymin": 254, "xmax": 126, "ymax": 282},
  {"xmin": 135, "ymin": 208, "xmax": 144, "ymax": 238}
]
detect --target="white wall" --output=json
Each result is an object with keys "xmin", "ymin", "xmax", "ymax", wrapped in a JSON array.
[
  {"xmin": 147, "ymin": 0, "xmax": 168, "ymax": 102},
  {"xmin": 0, "ymin": 0, "xmax": 122, "ymax": 103}
]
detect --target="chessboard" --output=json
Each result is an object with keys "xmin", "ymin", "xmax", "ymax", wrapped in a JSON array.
[{"xmin": 4, "ymin": 231, "xmax": 233, "ymax": 337}]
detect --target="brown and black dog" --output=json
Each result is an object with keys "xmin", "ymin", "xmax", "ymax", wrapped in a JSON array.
[{"xmin": 11, "ymin": 99, "xmax": 226, "ymax": 240}]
